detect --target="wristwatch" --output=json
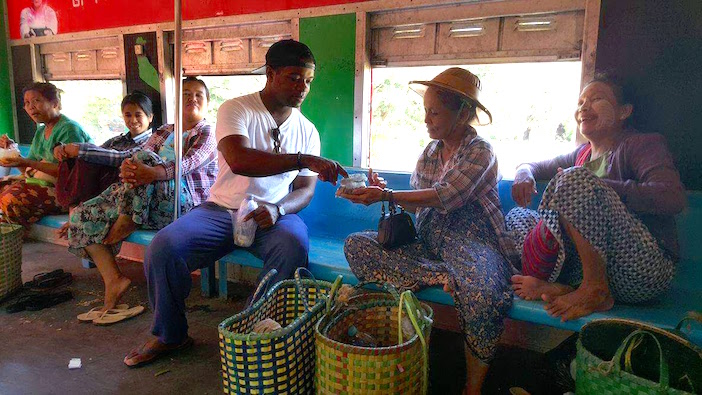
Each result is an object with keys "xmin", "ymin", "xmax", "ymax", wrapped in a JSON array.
[{"xmin": 275, "ymin": 204, "xmax": 286, "ymax": 217}]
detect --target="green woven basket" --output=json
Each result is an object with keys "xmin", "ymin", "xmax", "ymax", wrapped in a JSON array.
[
  {"xmin": 315, "ymin": 284, "xmax": 433, "ymax": 395},
  {"xmin": 0, "ymin": 223, "xmax": 23, "ymax": 301},
  {"xmin": 576, "ymin": 316, "xmax": 702, "ymax": 394},
  {"xmin": 218, "ymin": 268, "xmax": 341, "ymax": 395}
]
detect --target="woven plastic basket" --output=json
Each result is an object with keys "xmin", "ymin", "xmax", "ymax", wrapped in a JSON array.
[
  {"xmin": 315, "ymin": 284, "xmax": 433, "ymax": 395},
  {"xmin": 576, "ymin": 315, "xmax": 702, "ymax": 394},
  {"xmin": 0, "ymin": 223, "xmax": 23, "ymax": 301},
  {"xmin": 218, "ymin": 268, "xmax": 342, "ymax": 395}
]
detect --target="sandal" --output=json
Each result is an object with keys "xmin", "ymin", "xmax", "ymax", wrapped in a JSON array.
[
  {"xmin": 92, "ymin": 305, "xmax": 145, "ymax": 325},
  {"xmin": 24, "ymin": 270, "xmax": 73, "ymax": 291},
  {"xmin": 25, "ymin": 290, "xmax": 73, "ymax": 311},
  {"xmin": 77, "ymin": 304, "xmax": 129, "ymax": 322},
  {"xmin": 124, "ymin": 337, "xmax": 194, "ymax": 368},
  {"xmin": 5, "ymin": 294, "xmax": 37, "ymax": 313}
]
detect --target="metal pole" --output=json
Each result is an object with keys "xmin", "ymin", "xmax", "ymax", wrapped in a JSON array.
[{"xmin": 173, "ymin": 0, "xmax": 183, "ymax": 220}]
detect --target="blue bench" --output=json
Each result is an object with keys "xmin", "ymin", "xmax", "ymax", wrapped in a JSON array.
[{"xmin": 23, "ymin": 146, "xmax": 701, "ymax": 343}]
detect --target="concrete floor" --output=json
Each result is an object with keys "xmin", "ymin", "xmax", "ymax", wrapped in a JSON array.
[{"xmin": 0, "ymin": 241, "xmax": 574, "ymax": 395}]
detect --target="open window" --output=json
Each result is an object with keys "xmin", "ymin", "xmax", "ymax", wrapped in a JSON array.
[
  {"xmin": 166, "ymin": 21, "xmax": 291, "ymax": 127},
  {"xmin": 38, "ymin": 37, "xmax": 126, "ymax": 145},
  {"xmin": 366, "ymin": 6, "xmax": 585, "ymax": 176}
]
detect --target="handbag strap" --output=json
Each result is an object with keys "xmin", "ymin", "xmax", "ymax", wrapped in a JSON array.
[{"xmin": 610, "ymin": 329, "xmax": 669, "ymax": 388}]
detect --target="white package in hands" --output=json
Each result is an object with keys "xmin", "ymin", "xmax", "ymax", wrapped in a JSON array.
[
  {"xmin": 0, "ymin": 146, "xmax": 20, "ymax": 159},
  {"xmin": 233, "ymin": 195, "xmax": 258, "ymax": 247}
]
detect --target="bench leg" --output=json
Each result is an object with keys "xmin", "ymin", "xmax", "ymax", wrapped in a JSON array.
[
  {"xmin": 81, "ymin": 258, "xmax": 96, "ymax": 269},
  {"xmin": 218, "ymin": 261, "xmax": 228, "ymax": 300},
  {"xmin": 200, "ymin": 261, "xmax": 217, "ymax": 298}
]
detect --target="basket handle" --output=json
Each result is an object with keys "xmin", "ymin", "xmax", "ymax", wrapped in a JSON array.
[
  {"xmin": 609, "ymin": 329, "xmax": 669, "ymax": 388},
  {"xmin": 294, "ymin": 267, "xmax": 323, "ymax": 312},
  {"xmin": 675, "ymin": 311, "xmax": 702, "ymax": 332},
  {"xmin": 352, "ymin": 280, "xmax": 401, "ymax": 300},
  {"xmin": 325, "ymin": 275, "xmax": 344, "ymax": 313},
  {"xmin": 398, "ymin": 290, "xmax": 430, "ymax": 395},
  {"xmin": 246, "ymin": 269, "xmax": 278, "ymax": 309}
]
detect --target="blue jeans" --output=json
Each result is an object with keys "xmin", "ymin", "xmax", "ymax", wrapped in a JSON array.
[{"xmin": 144, "ymin": 202, "xmax": 309, "ymax": 344}]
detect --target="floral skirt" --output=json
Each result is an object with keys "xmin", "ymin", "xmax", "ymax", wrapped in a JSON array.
[
  {"xmin": 505, "ymin": 166, "xmax": 675, "ymax": 303},
  {"xmin": 68, "ymin": 151, "xmax": 193, "ymax": 258},
  {"xmin": 344, "ymin": 202, "xmax": 513, "ymax": 362},
  {"xmin": 0, "ymin": 177, "xmax": 64, "ymax": 230}
]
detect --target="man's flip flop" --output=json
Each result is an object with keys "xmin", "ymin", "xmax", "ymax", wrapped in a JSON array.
[
  {"xmin": 77, "ymin": 304, "xmax": 129, "ymax": 322},
  {"xmin": 124, "ymin": 337, "xmax": 195, "ymax": 368},
  {"xmin": 92, "ymin": 305, "xmax": 145, "ymax": 325},
  {"xmin": 25, "ymin": 290, "xmax": 73, "ymax": 311},
  {"xmin": 24, "ymin": 270, "xmax": 73, "ymax": 291}
]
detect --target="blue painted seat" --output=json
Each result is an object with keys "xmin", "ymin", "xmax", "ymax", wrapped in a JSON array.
[{"xmin": 30, "ymin": 162, "xmax": 702, "ymax": 344}]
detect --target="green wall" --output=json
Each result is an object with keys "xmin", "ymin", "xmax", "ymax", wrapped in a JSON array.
[
  {"xmin": 0, "ymin": 1, "xmax": 14, "ymax": 138},
  {"xmin": 299, "ymin": 14, "xmax": 356, "ymax": 166}
]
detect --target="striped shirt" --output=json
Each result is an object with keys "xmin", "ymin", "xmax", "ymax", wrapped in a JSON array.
[
  {"xmin": 77, "ymin": 130, "xmax": 152, "ymax": 164},
  {"xmin": 77, "ymin": 119, "xmax": 218, "ymax": 205},
  {"xmin": 410, "ymin": 132, "xmax": 518, "ymax": 265}
]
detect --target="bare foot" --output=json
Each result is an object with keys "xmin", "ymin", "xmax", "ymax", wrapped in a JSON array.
[
  {"xmin": 542, "ymin": 284, "xmax": 614, "ymax": 321},
  {"xmin": 511, "ymin": 275, "xmax": 573, "ymax": 301},
  {"xmin": 104, "ymin": 214, "xmax": 137, "ymax": 245},
  {"xmin": 124, "ymin": 336, "xmax": 194, "ymax": 367},
  {"xmin": 56, "ymin": 222, "xmax": 69, "ymax": 239},
  {"xmin": 104, "ymin": 276, "xmax": 131, "ymax": 310}
]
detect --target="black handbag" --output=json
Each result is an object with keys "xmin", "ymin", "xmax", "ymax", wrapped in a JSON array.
[{"xmin": 377, "ymin": 191, "xmax": 417, "ymax": 249}]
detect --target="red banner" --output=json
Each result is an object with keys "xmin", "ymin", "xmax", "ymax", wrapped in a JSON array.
[{"xmin": 6, "ymin": 0, "xmax": 365, "ymax": 40}]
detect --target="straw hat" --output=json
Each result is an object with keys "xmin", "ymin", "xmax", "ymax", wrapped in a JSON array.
[{"xmin": 409, "ymin": 67, "xmax": 492, "ymax": 125}]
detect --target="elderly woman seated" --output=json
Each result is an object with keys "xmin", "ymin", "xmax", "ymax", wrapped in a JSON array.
[
  {"xmin": 339, "ymin": 68, "xmax": 517, "ymax": 395},
  {"xmin": 507, "ymin": 73, "xmax": 686, "ymax": 322},
  {"xmin": 0, "ymin": 82, "xmax": 92, "ymax": 232}
]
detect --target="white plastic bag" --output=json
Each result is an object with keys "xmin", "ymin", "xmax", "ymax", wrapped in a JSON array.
[
  {"xmin": 232, "ymin": 195, "xmax": 258, "ymax": 247},
  {"xmin": 0, "ymin": 146, "xmax": 20, "ymax": 160}
]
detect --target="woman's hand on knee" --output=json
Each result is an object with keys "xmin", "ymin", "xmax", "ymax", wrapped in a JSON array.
[
  {"xmin": 512, "ymin": 170, "xmax": 536, "ymax": 208},
  {"xmin": 120, "ymin": 158, "xmax": 156, "ymax": 187}
]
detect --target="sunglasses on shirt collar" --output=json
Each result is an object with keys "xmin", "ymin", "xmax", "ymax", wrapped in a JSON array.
[{"xmin": 270, "ymin": 128, "xmax": 281, "ymax": 154}]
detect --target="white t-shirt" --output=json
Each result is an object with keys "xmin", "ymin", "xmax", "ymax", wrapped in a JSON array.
[{"xmin": 208, "ymin": 92, "xmax": 321, "ymax": 209}]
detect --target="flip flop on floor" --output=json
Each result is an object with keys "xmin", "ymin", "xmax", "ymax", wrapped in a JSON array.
[
  {"xmin": 124, "ymin": 337, "xmax": 194, "ymax": 368},
  {"xmin": 25, "ymin": 290, "xmax": 73, "ymax": 311},
  {"xmin": 77, "ymin": 304, "xmax": 129, "ymax": 322},
  {"xmin": 5, "ymin": 294, "xmax": 37, "ymax": 313},
  {"xmin": 24, "ymin": 270, "xmax": 73, "ymax": 291},
  {"xmin": 92, "ymin": 305, "xmax": 145, "ymax": 325}
]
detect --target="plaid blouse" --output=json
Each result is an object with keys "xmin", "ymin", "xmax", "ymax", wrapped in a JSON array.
[
  {"xmin": 77, "ymin": 119, "xmax": 218, "ymax": 206},
  {"xmin": 410, "ymin": 132, "xmax": 518, "ymax": 265},
  {"xmin": 77, "ymin": 130, "xmax": 152, "ymax": 164}
]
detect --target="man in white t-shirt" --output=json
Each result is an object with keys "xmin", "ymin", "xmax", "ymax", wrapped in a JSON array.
[{"xmin": 124, "ymin": 39, "xmax": 347, "ymax": 367}]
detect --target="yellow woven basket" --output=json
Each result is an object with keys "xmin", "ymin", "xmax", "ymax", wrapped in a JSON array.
[{"xmin": 0, "ymin": 223, "xmax": 23, "ymax": 300}]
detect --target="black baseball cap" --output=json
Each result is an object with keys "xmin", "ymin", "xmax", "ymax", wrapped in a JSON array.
[{"xmin": 252, "ymin": 39, "xmax": 316, "ymax": 74}]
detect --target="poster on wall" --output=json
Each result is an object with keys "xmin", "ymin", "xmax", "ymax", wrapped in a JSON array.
[
  {"xmin": 19, "ymin": 0, "xmax": 57, "ymax": 37},
  {"xmin": 6, "ymin": 0, "xmax": 365, "ymax": 40}
]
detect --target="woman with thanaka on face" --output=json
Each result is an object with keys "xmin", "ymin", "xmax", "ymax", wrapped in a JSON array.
[
  {"xmin": 339, "ymin": 68, "xmax": 517, "ymax": 395},
  {"xmin": 67, "ymin": 77, "xmax": 218, "ymax": 313},
  {"xmin": 0, "ymin": 82, "xmax": 91, "ymax": 231},
  {"xmin": 507, "ymin": 73, "xmax": 686, "ymax": 322},
  {"xmin": 53, "ymin": 92, "xmax": 155, "ymax": 238}
]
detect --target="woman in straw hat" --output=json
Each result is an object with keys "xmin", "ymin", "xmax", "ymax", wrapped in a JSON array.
[{"xmin": 339, "ymin": 67, "xmax": 518, "ymax": 395}]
